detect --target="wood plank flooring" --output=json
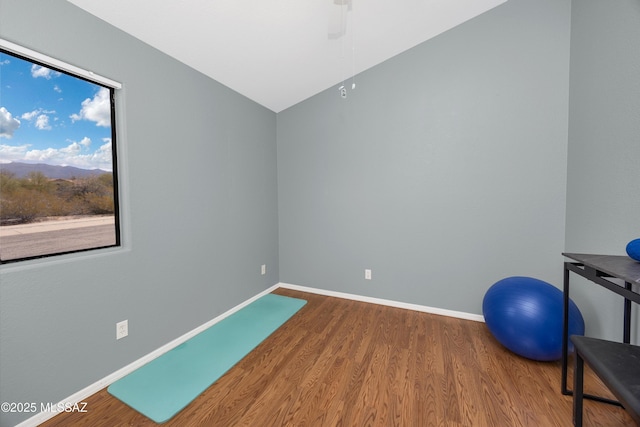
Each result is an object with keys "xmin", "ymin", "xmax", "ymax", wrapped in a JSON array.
[{"xmin": 41, "ymin": 288, "xmax": 634, "ymax": 426}]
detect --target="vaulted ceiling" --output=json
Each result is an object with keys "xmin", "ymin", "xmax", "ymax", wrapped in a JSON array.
[{"xmin": 66, "ymin": 0, "xmax": 507, "ymax": 112}]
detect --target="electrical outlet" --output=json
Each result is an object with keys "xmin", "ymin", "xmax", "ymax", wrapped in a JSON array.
[
  {"xmin": 116, "ymin": 320, "xmax": 128, "ymax": 340},
  {"xmin": 261, "ymin": 264, "xmax": 266, "ymax": 275},
  {"xmin": 365, "ymin": 269, "xmax": 372, "ymax": 280}
]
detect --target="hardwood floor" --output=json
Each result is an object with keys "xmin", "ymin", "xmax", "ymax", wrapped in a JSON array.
[{"xmin": 41, "ymin": 288, "xmax": 634, "ymax": 426}]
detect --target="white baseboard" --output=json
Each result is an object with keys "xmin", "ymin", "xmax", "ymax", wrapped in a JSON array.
[
  {"xmin": 277, "ymin": 282, "xmax": 485, "ymax": 323},
  {"xmin": 17, "ymin": 282, "xmax": 482, "ymax": 427},
  {"xmin": 16, "ymin": 284, "xmax": 281, "ymax": 427}
]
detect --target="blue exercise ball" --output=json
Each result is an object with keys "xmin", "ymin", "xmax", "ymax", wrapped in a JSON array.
[
  {"xmin": 482, "ymin": 276, "xmax": 585, "ymax": 361},
  {"xmin": 626, "ymin": 238, "xmax": 640, "ymax": 261}
]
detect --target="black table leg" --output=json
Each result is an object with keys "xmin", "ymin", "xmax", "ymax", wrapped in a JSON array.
[
  {"xmin": 573, "ymin": 349, "xmax": 584, "ymax": 426},
  {"xmin": 624, "ymin": 282, "xmax": 632, "ymax": 344},
  {"xmin": 562, "ymin": 264, "xmax": 570, "ymax": 395}
]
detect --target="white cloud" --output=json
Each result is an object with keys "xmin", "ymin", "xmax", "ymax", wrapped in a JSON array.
[
  {"xmin": 21, "ymin": 110, "xmax": 39, "ymax": 121},
  {"xmin": 0, "ymin": 143, "xmax": 29, "ymax": 163},
  {"xmin": 70, "ymin": 87, "xmax": 111, "ymax": 127},
  {"xmin": 93, "ymin": 140, "xmax": 113, "ymax": 167},
  {"xmin": 35, "ymin": 114, "xmax": 52, "ymax": 130},
  {"xmin": 0, "ymin": 107, "xmax": 21, "ymax": 138},
  {"xmin": 20, "ymin": 109, "xmax": 56, "ymax": 131},
  {"xmin": 54, "ymin": 85, "xmax": 62, "ymax": 93},
  {"xmin": 23, "ymin": 147, "xmax": 59, "ymax": 163},
  {"xmin": 61, "ymin": 142, "xmax": 82, "ymax": 156},
  {"xmin": 84, "ymin": 140, "xmax": 114, "ymax": 171},
  {"xmin": 31, "ymin": 64, "xmax": 60, "ymax": 80},
  {"xmin": 17, "ymin": 138, "xmax": 112, "ymax": 171}
]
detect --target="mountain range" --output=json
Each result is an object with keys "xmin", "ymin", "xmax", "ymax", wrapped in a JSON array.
[{"xmin": 0, "ymin": 162, "xmax": 110, "ymax": 179}]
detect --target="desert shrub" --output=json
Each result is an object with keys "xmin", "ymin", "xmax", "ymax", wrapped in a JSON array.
[
  {"xmin": 0, "ymin": 172, "xmax": 115, "ymax": 223},
  {"xmin": 0, "ymin": 188, "xmax": 51, "ymax": 222},
  {"xmin": 0, "ymin": 171, "xmax": 19, "ymax": 194}
]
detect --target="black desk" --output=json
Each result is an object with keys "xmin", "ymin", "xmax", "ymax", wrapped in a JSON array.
[{"xmin": 561, "ymin": 253, "xmax": 640, "ymax": 404}]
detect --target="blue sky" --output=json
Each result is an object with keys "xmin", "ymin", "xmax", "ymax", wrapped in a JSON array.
[{"xmin": 0, "ymin": 50, "xmax": 113, "ymax": 171}]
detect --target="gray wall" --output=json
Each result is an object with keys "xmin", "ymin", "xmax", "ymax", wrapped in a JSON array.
[
  {"xmin": 565, "ymin": 0, "xmax": 640, "ymax": 342},
  {"xmin": 278, "ymin": 0, "xmax": 571, "ymax": 314},
  {"xmin": 0, "ymin": 1, "xmax": 278, "ymax": 425}
]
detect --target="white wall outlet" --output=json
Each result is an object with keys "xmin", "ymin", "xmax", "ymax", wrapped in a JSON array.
[
  {"xmin": 116, "ymin": 320, "xmax": 128, "ymax": 340},
  {"xmin": 365, "ymin": 269, "xmax": 372, "ymax": 280},
  {"xmin": 261, "ymin": 264, "xmax": 266, "ymax": 275}
]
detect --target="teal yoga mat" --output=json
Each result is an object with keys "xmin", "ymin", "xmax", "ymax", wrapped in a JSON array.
[{"xmin": 108, "ymin": 293, "xmax": 306, "ymax": 423}]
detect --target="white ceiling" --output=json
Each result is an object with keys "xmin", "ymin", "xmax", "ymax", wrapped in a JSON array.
[{"xmin": 66, "ymin": 0, "xmax": 507, "ymax": 112}]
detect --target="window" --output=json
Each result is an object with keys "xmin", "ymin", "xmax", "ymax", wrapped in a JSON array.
[{"xmin": 0, "ymin": 39, "xmax": 121, "ymax": 264}]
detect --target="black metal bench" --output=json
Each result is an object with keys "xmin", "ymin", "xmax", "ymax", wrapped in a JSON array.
[{"xmin": 571, "ymin": 335, "xmax": 640, "ymax": 426}]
